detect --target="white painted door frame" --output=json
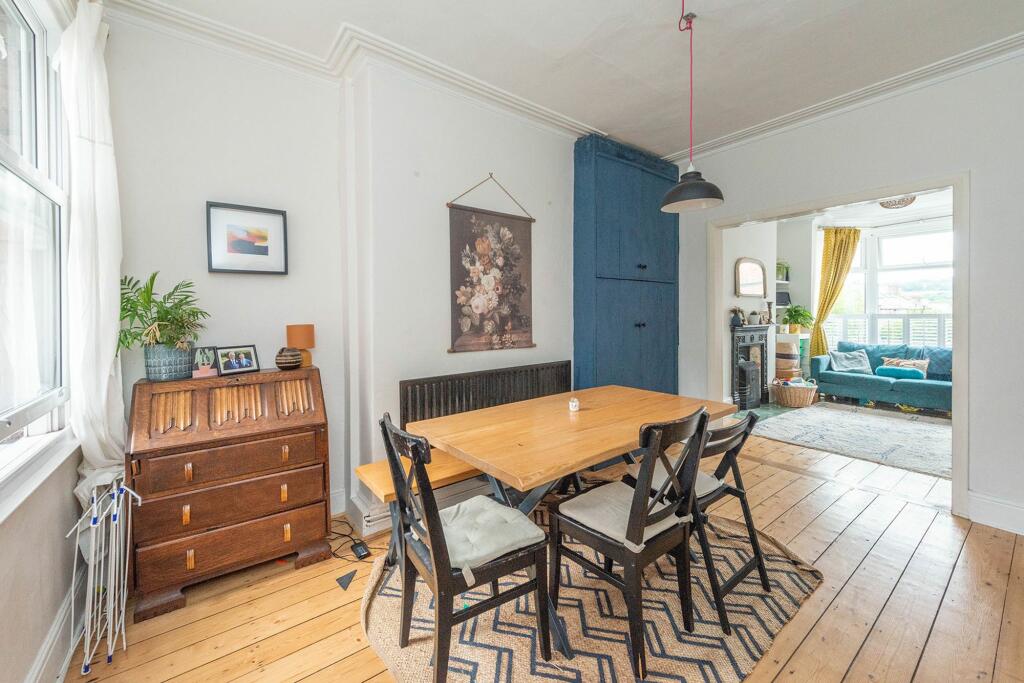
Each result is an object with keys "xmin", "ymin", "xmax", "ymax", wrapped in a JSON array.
[{"xmin": 706, "ymin": 173, "xmax": 969, "ymax": 518}]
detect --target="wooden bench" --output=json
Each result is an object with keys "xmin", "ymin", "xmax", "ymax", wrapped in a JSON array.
[{"xmin": 355, "ymin": 449, "xmax": 480, "ymax": 504}]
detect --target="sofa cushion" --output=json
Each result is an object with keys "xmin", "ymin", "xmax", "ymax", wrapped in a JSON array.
[
  {"xmin": 828, "ymin": 349, "xmax": 873, "ymax": 374},
  {"xmin": 892, "ymin": 378, "xmax": 952, "ymax": 400},
  {"xmin": 876, "ymin": 365, "xmax": 926, "ymax": 380},
  {"xmin": 837, "ymin": 342, "xmax": 908, "ymax": 370},
  {"xmin": 819, "ymin": 370, "xmax": 896, "ymax": 392},
  {"xmin": 907, "ymin": 345, "xmax": 953, "ymax": 382}
]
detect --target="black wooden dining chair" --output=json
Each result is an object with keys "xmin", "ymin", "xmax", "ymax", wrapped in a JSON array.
[
  {"xmin": 379, "ymin": 413, "xmax": 551, "ymax": 683},
  {"xmin": 689, "ymin": 412, "xmax": 770, "ymax": 634},
  {"xmin": 547, "ymin": 408, "xmax": 710, "ymax": 679},
  {"xmin": 620, "ymin": 411, "xmax": 769, "ymax": 635}
]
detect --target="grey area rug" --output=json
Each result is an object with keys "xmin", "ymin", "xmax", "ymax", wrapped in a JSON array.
[
  {"xmin": 363, "ymin": 516, "xmax": 822, "ymax": 682},
  {"xmin": 753, "ymin": 401, "xmax": 951, "ymax": 478}
]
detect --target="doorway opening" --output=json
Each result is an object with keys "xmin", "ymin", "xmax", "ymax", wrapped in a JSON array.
[{"xmin": 708, "ymin": 178, "xmax": 967, "ymax": 516}]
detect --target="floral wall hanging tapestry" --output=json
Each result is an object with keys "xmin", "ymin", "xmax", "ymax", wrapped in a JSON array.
[{"xmin": 448, "ymin": 204, "xmax": 534, "ymax": 352}]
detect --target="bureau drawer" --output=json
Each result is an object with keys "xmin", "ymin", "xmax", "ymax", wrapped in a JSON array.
[
  {"xmin": 133, "ymin": 465, "xmax": 324, "ymax": 543},
  {"xmin": 135, "ymin": 431, "xmax": 317, "ymax": 495},
  {"xmin": 135, "ymin": 503, "xmax": 327, "ymax": 591}
]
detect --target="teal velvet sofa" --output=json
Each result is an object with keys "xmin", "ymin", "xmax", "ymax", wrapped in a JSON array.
[{"xmin": 810, "ymin": 342, "xmax": 952, "ymax": 411}]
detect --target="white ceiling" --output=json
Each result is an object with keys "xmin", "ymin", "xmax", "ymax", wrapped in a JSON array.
[{"xmin": 149, "ymin": 0, "xmax": 1024, "ymax": 156}]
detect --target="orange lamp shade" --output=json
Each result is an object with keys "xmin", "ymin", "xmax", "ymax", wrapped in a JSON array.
[{"xmin": 286, "ymin": 324, "xmax": 316, "ymax": 349}]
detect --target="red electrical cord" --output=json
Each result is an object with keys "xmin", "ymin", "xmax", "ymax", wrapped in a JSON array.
[{"xmin": 679, "ymin": 0, "xmax": 695, "ymax": 166}]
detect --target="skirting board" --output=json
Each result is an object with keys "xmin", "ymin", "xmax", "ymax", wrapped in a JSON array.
[
  {"xmin": 968, "ymin": 491, "xmax": 1024, "ymax": 536},
  {"xmin": 29, "ymin": 567, "xmax": 84, "ymax": 683},
  {"xmin": 329, "ymin": 486, "xmax": 346, "ymax": 520}
]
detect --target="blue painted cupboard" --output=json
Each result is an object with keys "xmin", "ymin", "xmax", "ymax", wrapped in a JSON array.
[{"xmin": 573, "ymin": 134, "xmax": 680, "ymax": 393}]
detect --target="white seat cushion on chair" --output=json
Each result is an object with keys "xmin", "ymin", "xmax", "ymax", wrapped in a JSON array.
[
  {"xmin": 439, "ymin": 495, "xmax": 545, "ymax": 586},
  {"xmin": 558, "ymin": 481, "xmax": 691, "ymax": 553},
  {"xmin": 625, "ymin": 460, "xmax": 726, "ymax": 498}
]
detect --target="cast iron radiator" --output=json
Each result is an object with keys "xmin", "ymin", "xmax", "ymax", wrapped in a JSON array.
[{"xmin": 399, "ymin": 360, "xmax": 571, "ymax": 428}]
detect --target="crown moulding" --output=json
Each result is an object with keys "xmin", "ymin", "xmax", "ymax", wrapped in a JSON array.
[
  {"xmin": 103, "ymin": 0, "xmax": 1024, "ymax": 160},
  {"xmin": 665, "ymin": 30, "xmax": 1024, "ymax": 162},
  {"xmin": 102, "ymin": 0, "xmax": 603, "ymax": 138}
]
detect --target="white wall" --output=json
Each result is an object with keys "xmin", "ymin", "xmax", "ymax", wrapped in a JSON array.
[
  {"xmin": 720, "ymin": 221, "xmax": 776, "ymax": 400},
  {"xmin": 106, "ymin": 21, "xmax": 348, "ymax": 505},
  {"xmin": 776, "ymin": 216, "xmax": 816, "ymax": 314},
  {"xmin": 345, "ymin": 59, "xmax": 575, "ymax": 525},
  {"xmin": 679, "ymin": 51, "xmax": 1024, "ymax": 532},
  {"xmin": 0, "ymin": 450, "xmax": 82, "ymax": 682}
]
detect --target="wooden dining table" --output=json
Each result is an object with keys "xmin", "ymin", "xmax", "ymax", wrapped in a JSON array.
[{"xmin": 401, "ymin": 384, "xmax": 736, "ymax": 658}]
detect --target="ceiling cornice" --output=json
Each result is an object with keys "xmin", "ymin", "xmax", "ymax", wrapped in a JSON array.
[
  {"xmin": 104, "ymin": 0, "xmax": 332, "ymax": 78},
  {"xmin": 101, "ymin": 1, "xmax": 1024, "ymax": 161},
  {"xmin": 666, "ymin": 30, "xmax": 1024, "ymax": 162},
  {"xmin": 102, "ymin": 0, "xmax": 603, "ymax": 137}
]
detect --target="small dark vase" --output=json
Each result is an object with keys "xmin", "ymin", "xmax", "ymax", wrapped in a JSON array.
[
  {"xmin": 275, "ymin": 347, "xmax": 303, "ymax": 370},
  {"xmin": 730, "ymin": 311, "xmax": 744, "ymax": 328}
]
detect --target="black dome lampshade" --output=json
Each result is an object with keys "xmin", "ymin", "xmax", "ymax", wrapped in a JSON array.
[
  {"xmin": 662, "ymin": 5, "xmax": 725, "ymax": 215},
  {"xmin": 661, "ymin": 164, "xmax": 724, "ymax": 213}
]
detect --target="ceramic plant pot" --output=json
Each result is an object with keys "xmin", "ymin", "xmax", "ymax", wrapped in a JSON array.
[{"xmin": 143, "ymin": 343, "xmax": 193, "ymax": 381}]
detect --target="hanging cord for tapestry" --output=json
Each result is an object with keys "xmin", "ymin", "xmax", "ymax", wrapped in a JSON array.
[
  {"xmin": 446, "ymin": 172, "xmax": 534, "ymax": 220},
  {"xmin": 679, "ymin": 0, "xmax": 695, "ymax": 167}
]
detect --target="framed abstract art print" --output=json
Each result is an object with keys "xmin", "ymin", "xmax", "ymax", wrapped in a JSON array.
[{"xmin": 207, "ymin": 202, "xmax": 288, "ymax": 274}]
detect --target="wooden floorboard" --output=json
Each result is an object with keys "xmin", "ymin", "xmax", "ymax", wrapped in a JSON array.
[{"xmin": 65, "ymin": 437, "xmax": 1021, "ymax": 683}]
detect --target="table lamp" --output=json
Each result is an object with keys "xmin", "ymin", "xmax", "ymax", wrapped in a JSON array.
[{"xmin": 286, "ymin": 324, "xmax": 316, "ymax": 368}]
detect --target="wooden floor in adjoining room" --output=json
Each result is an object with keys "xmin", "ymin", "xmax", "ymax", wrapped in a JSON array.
[{"xmin": 68, "ymin": 436, "xmax": 1022, "ymax": 683}]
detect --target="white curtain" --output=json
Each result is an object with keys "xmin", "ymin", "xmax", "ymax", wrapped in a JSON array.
[{"xmin": 56, "ymin": 0, "xmax": 127, "ymax": 507}]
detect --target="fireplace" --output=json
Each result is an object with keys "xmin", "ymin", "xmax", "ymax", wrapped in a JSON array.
[{"xmin": 731, "ymin": 325, "xmax": 770, "ymax": 406}]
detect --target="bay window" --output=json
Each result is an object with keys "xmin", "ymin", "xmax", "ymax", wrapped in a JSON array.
[{"xmin": 822, "ymin": 220, "xmax": 953, "ymax": 350}]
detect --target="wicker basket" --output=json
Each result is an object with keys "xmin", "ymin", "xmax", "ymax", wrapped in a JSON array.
[{"xmin": 772, "ymin": 379, "xmax": 819, "ymax": 408}]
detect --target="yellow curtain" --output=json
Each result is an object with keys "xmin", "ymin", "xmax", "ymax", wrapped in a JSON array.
[{"xmin": 810, "ymin": 227, "xmax": 861, "ymax": 356}]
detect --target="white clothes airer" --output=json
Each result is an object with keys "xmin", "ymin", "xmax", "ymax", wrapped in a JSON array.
[{"xmin": 66, "ymin": 475, "xmax": 140, "ymax": 674}]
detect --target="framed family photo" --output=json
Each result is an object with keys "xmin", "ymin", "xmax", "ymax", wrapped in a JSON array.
[
  {"xmin": 192, "ymin": 345, "xmax": 219, "ymax": 378},
  {"xmin": 207, "ymin": 202, "xmax": 288, "ymax": 274},
  {"xmin": 215, "ymin": 345, "xmax": 260, "ymax": 375}
]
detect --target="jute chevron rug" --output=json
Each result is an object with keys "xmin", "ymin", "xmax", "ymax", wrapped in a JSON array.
[{"xmin": 362, "ymin": 515, "xmax": 822, "ymax": 682}]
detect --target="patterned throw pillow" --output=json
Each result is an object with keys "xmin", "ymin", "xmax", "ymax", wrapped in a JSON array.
[{"xmin": 882, "ymin": 356, "xmax": 929, "ymax": 374}]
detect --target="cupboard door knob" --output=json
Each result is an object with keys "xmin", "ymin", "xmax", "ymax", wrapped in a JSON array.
[
  {"xmin": 641, "ymin": 322, "xmax": 647, "ymax": 328},
  {"xmin": 181, "ymin": 504, "xmax": 191, "ymax": 526},
  {"xmin": 281, "ymin": 444, "xmax": 290, "ymax": 463},
  {"xmin": 184, "ymin": 462, "xmax": 193, "ymax": 482},
  {"xmin": 185, "ymin": 549, "xmax": 195, "ymax": 570},
  {"xmin": 635, "ymin": 322, "xmax": 642, "ymax": 328},
  {"xmin": 280, "ymin": 484, "xmax": 288, "ymax": 503},
  {"xmin": 283, "ymin": 523, "xmax": 291, "ymax": 542}
]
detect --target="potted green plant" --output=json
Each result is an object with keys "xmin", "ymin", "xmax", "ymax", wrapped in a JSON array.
[
  {"xmin": 781, "ymin": 304, "xmax": 814, "ymax": 334},
  {"xmin": 119, "ymin": 273, "xmax": 210, "ymax": 381}
]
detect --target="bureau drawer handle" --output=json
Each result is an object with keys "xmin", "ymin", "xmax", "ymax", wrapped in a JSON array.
[
  {"xmin": 184, "ymin": 462, "xmax": 193, "ymax": 482},
  {"xmin": 182, "ymin": 504, "xmax": 191, "ymax": 526},
  {"xmin": 281, "ymin": 444, "xmax": 289, "ymax": 463},
  {"xmin": 283, "ymin": 523, "xmax": 291, "ymax": 542},
  {"xmin": 186, "ymin": 549, "xmax": 195, "ymax": 571},
  {"xmin": 280, "ymin": 484, "xmax": 288, "ymax": 503}
]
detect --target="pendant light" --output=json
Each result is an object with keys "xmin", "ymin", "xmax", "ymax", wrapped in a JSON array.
[{"xmin": 661, "ymin": 1, "xmax": 724, "ymax": 213}]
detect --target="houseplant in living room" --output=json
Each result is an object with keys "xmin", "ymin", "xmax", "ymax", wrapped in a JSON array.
[
  {"xmin": 781, "ymin": 304, "xmax": 814, "ymax": 334},
  {"xmin": 119, "ymin": 272, "xmax": 210, "ymax": 381}
]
